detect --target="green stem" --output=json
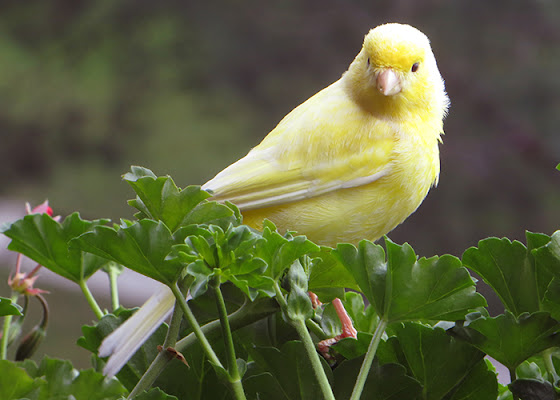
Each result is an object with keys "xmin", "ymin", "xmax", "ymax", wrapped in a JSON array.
[
  {"xmin": 108, "ymin": 268, "xmax": 120, "ymax": 311},
  {"xmin": 273, "ymin": 282, "xmax": 335, "ymax": 400},
  {"xmin": 542, "ymin": 348, "xmax": 559, "ymax": 383},
  {"xmin": 509, "ymin": 367, "xmax": 519, "ymax": 400},
  {"xmin": 213, "ymin": 282, "xmax": 239, "ymax": 377},
  {"xmin": 170, "ymin": 283, "xmax": 223, "ymax": 368},
  {"xmin": 230, "ymin": 379, "xmax": 247, "ymax": 400},
  {"xmin": 175, "ymin": 297, "xmax": 279, "ymax": 352},
  {"xmin": 306, "ymin": 319, "xmax": 328, "ymax": 340},
  {"xmin": 273, "ymin": 282, "xmax": 288, "ymax": 309},
  {"xmin": 0, "ymin": 293, "xmax": 19, "ymax": 360},
  {"xmin": 78, "ymin": 280, "xmax": 104, "ymax": 319},
  {"xmin": 350, "ymin": 318, "xmax": 388, "ymax": 400},
  {"xmin": 128, "ymin": 301, "xmax": 184, "ymax": 399},
  {"xmin": 211, "ymin": 279, "xmax": 247, "ymax": 400},
  {"xmin": 292, "ymin": 319, "xmax": 335, "ymax": 400}
]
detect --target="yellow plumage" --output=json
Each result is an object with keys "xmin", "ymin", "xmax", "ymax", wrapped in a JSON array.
[{"xmin": 203, "ymin": 23, "xmax": 449, "ymax": 246}]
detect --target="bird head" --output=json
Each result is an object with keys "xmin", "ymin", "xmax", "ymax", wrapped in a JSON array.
[{"xmin": 345, "ymin": 23, "xmax": 448, "ymax": 120}]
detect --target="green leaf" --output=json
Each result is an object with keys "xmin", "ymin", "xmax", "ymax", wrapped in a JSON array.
[
  {"xmin": 257, "ymin": 225, "xmax": 320, "ymax": 279},
  {"xmin": 308, "ymin": 247, "xmax": 360, "ymax": 295},
  {"xmin": 516, "ymin": 361, "xmax": 544, "ymax": 381},
  {"xmin": 72, "ymin": 220, "xmax": 187, "ymax": 285},
  {"xmin": 319, "ymin": 302, "xmax": 344, "ymax": 338},
  {"xmin": 532, "ymin": 230, "xmax": 560, "ymax": 278},
  {"xmin": 498, "ymin": 383, "xmax": 514, "ymax": 400},
  {"xmin": 333, "ymin": 359, "xmax": 422, "ymax": 400},
  {"xmin": 447, "ymin": 358, "xmax": 499, "ymax": 400},
  {"xmin": 78, "ymin": 308, "xmax": 168, "ymax": 391},
  {"xmin": 177, "ymin": 224, "xmax": 275, "ymax": 300},
  {"xmin": 333, "ymin": 240, "xmax": 384, "ymax": 307},
  {"xmin": 0, "ymin": 359, "xmax": 43, "ymax": 399},
  {"xmin": 244, "ymin": 372, "xmax": 287, "ymax": 400},
  {"xmin": 333, "ymin": 332, "xmax": 374, "ymax": 360},
  {"xmin": 19, "ymin": 357, "xmax": 127, "ymax": 400},
  {"xmin": 124, "ymin": 166, "xmax": 239, "ymax": 231},
  {"xmin": 319, "ymin": 292, "xmax": 379, "ymax": 340},
  {"xmin": 245, "ymin": 341, "xmax": 333, "ymax": 400},
  {"xmin": 394, "ymin": 322, "xmax": 493, "ymax": 400},
  {"xmin": 450, "ymin": 311, "xmax": 560, "ymax": 371},
  {"xmin": 3, "ymin": 213, "xmax": 109, "ymax": 283},
  {"xmin": 131, "ymin": 387, "xmax": 178, "ymax": 400},
  {"xmin": 542, "ymin": 278, "xmax": 560, "ymax": 320},
  {"xmin": 185, "ymin": 259, "xmax": 214, "ymax": 298},
  {"xmin": 462, "ymin": 235, "xmax": 557, "ymax": 316},
  {"xmin": 335, "ymin": 238, "xmax": 486, "ymax": 323},
  {"xmin": 342, "ymin": 291, "xmax": 379, "ymax": 334},
  {"xmin": 0, "ymin": 297, "xmax": 23, "ymax": 316}
]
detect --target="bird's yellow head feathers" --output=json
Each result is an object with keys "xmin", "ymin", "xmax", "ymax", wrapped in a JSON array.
[
  {"xmin": 344, "ymin": 23, "xmax": 449, "ymax": 122},
  {"xmin": 365, "ymin": 23, "xmax": 430, "ymax": 74}
]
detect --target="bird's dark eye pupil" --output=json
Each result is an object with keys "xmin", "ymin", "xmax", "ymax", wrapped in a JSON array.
[
  {"xmin": 411, "ymin": 62, "xmax": 419, "ymax": 72},
  {"xmin": 367, "ymin": 58, "xmax": 370, "ymax": 67}
]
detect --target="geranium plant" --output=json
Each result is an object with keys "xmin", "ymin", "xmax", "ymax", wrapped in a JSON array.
[{"xmin": 1, "ymin": 166, "xmax": 559, "ymax": 400}]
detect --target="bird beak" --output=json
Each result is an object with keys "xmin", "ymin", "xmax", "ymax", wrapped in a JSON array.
[{"xmin": 376, "ymin": 69, "xmax": 401, "ymax": 96}]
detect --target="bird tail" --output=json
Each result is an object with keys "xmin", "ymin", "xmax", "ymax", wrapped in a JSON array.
[{"xmin": 99, "ymin": 284, "xmax": 176, "ymax": 377}]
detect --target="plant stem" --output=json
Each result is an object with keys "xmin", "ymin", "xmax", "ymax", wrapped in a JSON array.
[
  {"xmin": 509, "ymin": 367, "xmax": 519, "ymax": 400},
  {"xmin": 170, "ymin": 283, "xmax": 223, "ymax": 368},
  {"xmin": 306, "ymin": 319, "xmax": 328, "ymax": 340},
  {"xmin": 292, "ymin": 318, "xmax": 335, "ymax": 400},
  {"xmin": 350, "ymin": 318, "xmax": 388, "ymax": 400},
  {"xmin": 108, "ymin": 268, "xmax": 120, "ymax": 311},
  {"xmin": 0, "ymin": 293, "xmax": 19, "ymax": 360},
  {"xmin": 78, "ymin": 280, "xmax": 104, "ymax": 319},
  {"xmin": 213, "ymin": 282, "xmax": 239, "ymax": 377},
  {"xmin": 211, "ymin": 279, "xmax": 247, "ymax": 400},
  {"xmin": 542, "ymin": 348, "xmax": 559, "ymax": 383},
  {"xmin": 273, "ymin": 282, "xmax": 288, "ymax": 309},
  {"xmin": 128, "ymin": 301, "xmax": 184, "ymax": 399},
  {"xmin": 273, "ymin": 282, "xmax": 335, "ymax": 400}
]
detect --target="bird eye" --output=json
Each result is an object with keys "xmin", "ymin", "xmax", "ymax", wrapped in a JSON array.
[
  {"xmin": 411, "ymin": 62, "xmax": 419, "ymax": 72},
  {"xmin": 367, "ymin": 58, "xmax": 370, "ymax": 67}
]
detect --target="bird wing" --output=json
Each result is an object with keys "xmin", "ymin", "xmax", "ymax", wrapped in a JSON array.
[{"xmin": 202, "ymin": 82, "xmax": 396, "ymax": 211}]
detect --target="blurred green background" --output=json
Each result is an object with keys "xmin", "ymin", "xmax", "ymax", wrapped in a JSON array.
[{"xmin": 1, "ymin": 1, "xmax": 559, "ymax": 368}]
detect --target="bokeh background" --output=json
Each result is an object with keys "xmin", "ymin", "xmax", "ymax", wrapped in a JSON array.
[{"xmin": 1, "ymin": 0, "xmax": 559, "ymax": 370}]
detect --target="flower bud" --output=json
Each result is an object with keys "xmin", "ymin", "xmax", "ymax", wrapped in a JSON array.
[
  {"xmin": 15, "ymin": 294, "xmax": 48, "ymax": 361},
  {"xmin": 15, "ymin": 325, "xmax": 46, "ymax": 361}
]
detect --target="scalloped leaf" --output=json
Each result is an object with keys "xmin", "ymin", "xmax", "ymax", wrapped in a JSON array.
[
  {"xmin": 334, "ymin": 238, "xmax": 486, "ymax": 323},
  {"xmin": 176, "ymin": 224, "xmax": 274, "ymax": 300},
  {"xmin": 450, "ymin": 311, "xmax": 560, "ymax": 370},
  {"xmin": 256, "ymin": 224, "xmax": 320, "ymax": 279},
  {"xmin": 18, "ymin": 357, "xmax": 127, "ymax": 400},
  {"xmin": 71, "ymin": 220, "xmax": 188, "ymax": 285},
  {"xmin": 0, "ymin": 359, "xmax": 43, "ymax": 399},
  {"xmin": 462, "ymin": 233, "xmax": 558, "ymax": 316},
  {"xmin": 393, "ymin": 323, "xmax": 495, "ymax": 400},
  {"xmin": 3, "ymin": 213, "xmax": 110, "ymax": 283},
  {"xmin": 124, "ymin": 166, "xmax": 239, "ymax": 231}
]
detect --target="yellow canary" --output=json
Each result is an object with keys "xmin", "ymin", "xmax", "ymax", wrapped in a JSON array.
[
  {"xmin": 203, "ymin": 23, "xmax": 449, "ymax": 246},
  {"xmin": 100, "ymin": 23, "xmax": 449, "ymax": 376}
]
